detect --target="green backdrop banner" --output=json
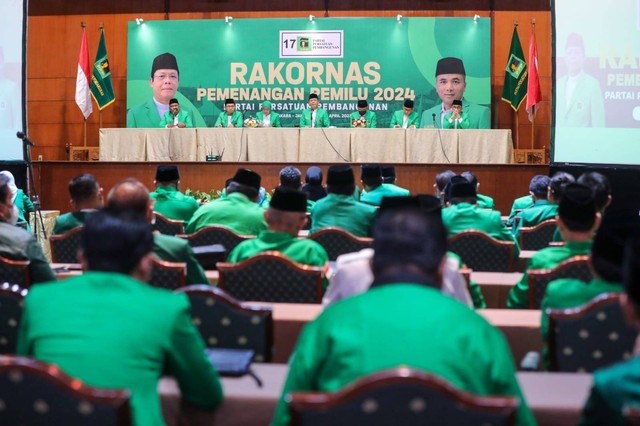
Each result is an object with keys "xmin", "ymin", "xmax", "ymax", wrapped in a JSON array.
[{"xmin": 127, "ymin": 17, "xmax": 491, "ymax": 128}]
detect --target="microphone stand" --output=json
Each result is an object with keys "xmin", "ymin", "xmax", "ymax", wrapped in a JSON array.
[{"xmin": 18, "ymin": 132, "xmax": 47, "ymax": 239}]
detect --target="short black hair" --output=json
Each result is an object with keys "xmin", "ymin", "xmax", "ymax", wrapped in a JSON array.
[
  {"xmin": 227, "ymin": 181, "xmax": 259, "ymax": 200},
  {"xmin": 529, "ymin": 175, "xmax": 550, "ymax": 198},
  {"xmin": 460, "ymin": 171, "xmax": 478, "ymax": 187},
  {"xmin": 549, "ymin": 171, "xmax": 575, "ymax": 201},
  {"xmin": 69, "ymin": 174, "xmax": 99, "ymax": 204},
  {"xmin": 372, "ymin": 207, "xmax": 447, "ymax": 279},
  {"xmin": 83, "ymin": 209, "xmax": 153, "ymax": 275},
  {"xmin": 592, "ymin": 221, "xmax": 635, "ymax": 283},
  {"xmin": 327, "ymin": 183, "xmax": 356, "ymax": 196},
  {"xmin": 578, "ymin": 172, "xmax": 611, "ymax": 212},
  {"xmin": 0, "ymin": 174, "xmax": 9, "ymax": 204},
  {"xmin": 623, "ymin": 230, "xmax": 640, "ymax": 310},
  {"xmin": 435, "ymin": 170, "xmax": 455, "ymax": 192},
  {"xmin": 279, "ymin": 166, "xmax": 302, "ymax": 189}
]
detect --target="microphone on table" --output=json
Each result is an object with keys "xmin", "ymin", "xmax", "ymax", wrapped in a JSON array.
[
  {"xmin": 16, "ymin": 131, "xmax": 36, "ymax": 147},
  {"xmin": 433, "ymin": 113, "xmax": 450, "ymax": 163}
]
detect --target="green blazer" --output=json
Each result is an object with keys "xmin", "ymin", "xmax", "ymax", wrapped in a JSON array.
[
  {"xmin": 159, "ymin": 109, "xmax": 194, "ymax": 128},
  {"xmin": 153, "ymin": 233, "xmax": 210, "ymax": 285},
  {"xmin": 349, "ymin": 111, "xmax": 377, "ymax": 128},
  {"xmin": 214, "ymin": 111, "xmax": 244, "ymax": 128},
  {"xmin": 389, "ymin": 110, "xmax": 420, "ymax": 128},
  {"xmin": 310, "ymin": 193, "xmax": 377, "ymax": 237},
  {"xmin": 14, "ymin": 189, "xmax": 34, "ymax": 231},
  {"xmin": 557, "ymin": 72, "xmax": 605, "ymax": 127},
  {"xmin": 17, "ymin": 271, "xmax": 223, "ymax": 426},
  {"xmin": 127, "ymin": 98, "xmax": 162, "ymax": 128},
  {"xmin": 300, "ymin": 108, "xmax": 330, "ymax": 128},
  {"xmin": 52, "ymin": 211, "xmax": 93, "ymax": 235},
  {"xmin": 151, "ymin": 185, "xmax": 199, "ymax": 222},
  {"xmin": 256, "ymin": 111, "xmax": 282, "ymax": 127},
  {"xmin": 420, "ymin": 100, "xmax": 490, "ymax": 129}
]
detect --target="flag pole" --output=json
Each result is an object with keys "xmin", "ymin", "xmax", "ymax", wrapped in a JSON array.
[
  {"xmin": 530, "ymin": 18, "xmax": 536, "ymax": 150},
  {"xmin": 513, "ymin": 20, "xmax": 519, "ymax": 150},
  {"xmin": 99, "ymin": 23, "xmax": 104, "ymax": 131},
  {"xmin": 81, "ymin": 21, "xmax": 87, "ymax": 148}
]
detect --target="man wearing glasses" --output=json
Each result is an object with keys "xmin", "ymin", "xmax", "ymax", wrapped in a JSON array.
[{"xmin": 127, "ymin": 52, "xmax": 187, "ymax": 128}]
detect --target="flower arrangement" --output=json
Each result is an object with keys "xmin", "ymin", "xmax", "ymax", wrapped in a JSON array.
[
  {"xmin": 243, "ymin": 116, "xmax": 260, "ymax": 127},
  {"xmin": 184, "ymin": 188, "xmax": 223, "ymax": 204},
  {"xmin": 351, "ymin": 116, "xmax": 367, "ymax": 127}
]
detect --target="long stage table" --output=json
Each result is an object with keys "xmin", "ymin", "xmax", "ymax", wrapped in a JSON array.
[
  {"xmin": 159, "ymin": 364, "xmax": 591, "ymax": 426},
  {"xmin": 99, "ymin": 128, "xmax": 513, "ymax": 163}
]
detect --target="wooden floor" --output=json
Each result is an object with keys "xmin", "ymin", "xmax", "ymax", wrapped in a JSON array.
[{"xmin": 34, "ymin": 161, "xmax": 548, "ymax": 214}]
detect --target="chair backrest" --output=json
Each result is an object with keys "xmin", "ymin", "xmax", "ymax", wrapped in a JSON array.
[
  {"xmin": 308, "ymin": 227, "xmax": 373, "ymax": 261},
  {"xmin": 152, "ymin": 212, "xmax": 184, "ymax": 236},
  {"xmin": 177, "ymin": 225, "xmax": 254, "ymax": 253},
  {"xmin": 547, "ymin": 293, "xmax": 637, "ymax": 372},
  {"xmin": 289, "ymin": 366, "xmax": 518, "ymax": 426},
  {"xmin": 448, "ymin": 230, "xmax": 516, "ymax": 272},
  {"xmin": 0, "ymin": 356, "xmax": 131, "ymax": 425},
  {"xmin": 0, "ymin": 255, "xmax": 30, "ymax": 288},
  {"xmin": 528, "ymin": 255, "xmax": 593, "ymax": 309},
  {"xmin": 0, "ymin": 283, "xmax": 28, "ymax": 354},
  {"xmin": 217, "ymin": 251, "xmax": 324, "ymax": 303},
  {"xmin": 49, "ymin": 226, "xmax": 84, "ymax": 263},
  {"xmin": 518, "ymin": 219, "xmax": 557, "ymax": 251},
  {"xmin": 176, "ymin": 285, "xmax": 274, "ymax": 362},
  {"xmin": 149, "ymin": 258, "xmax": 186, "ymax": 291}
]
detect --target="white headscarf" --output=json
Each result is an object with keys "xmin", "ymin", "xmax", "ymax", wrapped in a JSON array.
[{"xmin": 0, "ymin": 171, "xmax": 18, "ymax": 202}]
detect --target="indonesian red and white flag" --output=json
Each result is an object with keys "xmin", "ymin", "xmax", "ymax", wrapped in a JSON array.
[
  {"xmin": 526, "ymin": 23, "xmax": 542, "ymax": 122},
  {"xmin": 75, "ymin": 28, "xmax": 93, "ymax": 119}
]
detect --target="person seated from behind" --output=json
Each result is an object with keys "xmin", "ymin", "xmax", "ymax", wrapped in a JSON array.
[
  {"xmin": 540, "ymin": 218, "xmax": 637, "ymax": 369},
  {"xmin": 150, "ymin": 165, "xmax": 199, "ymax": 222},
  {"xmin": 109, "ymin": 178, "xmax": 209, "ymax": 285},
  {"xmin": 186, "ymin": 169, "xmax": 267, "ymax": 235},
  {"xmin": 17, "ymin": 209, "xmax": 223, "ymax": 426},
  {"xmin": 159, "ymin": 97, "xmax": 193, "ymax": 128},
  {"xmin": 580, "ymin": 229, "xmax": 640, "ymax": 425},
  {"xmin": 301, "ymin": 166, "xmax": 327, "ymax": 202},
  {"xmin": 511, "ymin": 174, "xmax": 554, "ymax": 238},
  {"xmin": 0, "ymin": 173, "xmax": 55, "ymax": 283},
  {"xmin": 461, "ymin": 170, "xmax": 494, "ymax": 209},
  {"xmin": 52, "ymin": 173, "xmax": 103, "ymax": 235},
  {"xmin": 310, "ymin": 165, "xmax": 377, "ymax": 238},
  {"xmin": 434, "ymin": 169, "xmax": 455, "ymax": 206},
  {"xmin": 507, "ymin": 183, "xmax": 599, "ymax": 309},
  {"xmin": 506, "ymin": 175, "xmax": 544, "ymax": 227},
  {"xmin": 272, "ymin": 203, "xmax": 535, "ymax": 426},
  {"xmin": 227, "ymin": 187, "xmax": 330, "ymax": 276},
  {"xmin": 381, "ymin": 165, "xmax": 410, "ymax": 196},
  {"xmin": 443, "ymin": 99, "xmax": 469, "ymax": 129},
  {"xmin": 266, "ymin": 166, "xmax": 315, "ymax": 212},
  {"xmin": 360, "ymin": 164, "xmax": 404, "ymax": 207},
  {"xmin": 441, "ymin": 175, "xmax": 519, "ymax": 256}
]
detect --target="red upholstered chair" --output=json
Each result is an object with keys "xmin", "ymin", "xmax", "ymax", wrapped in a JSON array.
[
  {"xmin": 152, "ymin": 212, "xmax": 185, "ymax": 236},
  {"xmin": 289, "ymin": 366, "xmax": 518, "ymax": 426},
  {"xmin": 0, "ymin": 283, "xmax": 28, "ymax": 354},
  {"xmin": 177, "ymin": 225, "xmax": 254, "ymax": 251},
  {"xmin": 308, "ymin": 227, "xmax": 373, "ymax": 261},
  {"xmin": 518, "ymin": 219, "xmax": 557, "ymax": 250},
  {"xmin": 527, "ymin": 255, "xmax": 592, "ymax": 309},
  {"xmin": 49, "ymin": 226, "xmax": 84, "ymax": 263},
  {"xmin": 0, "ymin": 255, "xmax": 30, "ymax": 288},
  {"xmin": 149, "ymin": 258, "xmax": 186, "ymax": 291},
  {"xmin": 448, "ymin": 230, "xmax": 516, "ymax": 272}
]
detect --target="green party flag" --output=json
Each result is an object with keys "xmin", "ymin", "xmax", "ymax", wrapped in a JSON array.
[
  {"xmin": 501, "ymin": 26, "xmax": 528, "ymax": 111},
  {"xmin": 90, "ymin": 28, "xmax": 116, "ymax": 110}
]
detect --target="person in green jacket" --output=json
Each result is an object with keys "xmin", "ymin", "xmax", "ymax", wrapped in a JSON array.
[
  {"xmin": 389, "ymin": 98, "xmax": 419, "ymax": 128},
  {"xmin": 52, "ymin": 173, "xmax": 103, "ymax": 235},
  {"xmin": 420, "ymin": 57, "xmax": 490, "ymax": 129},
  {"xmin": 0, "ymin": 170, "xmax": 34, "ymax": 231},
  {"xmin": 109, "ymin": 179, "xmax": 210, "ymax": 285},
  {"xmin": 0, "ymin": 174, "xmax": 55, "ymax": 283},
  {"xmin": 540, "ymin": 221, "xmax": 633, "ymax": 369},
  {"xmin": 272, "ymin": 205, "xmax": 535, "ymax": 426},
  {"xmin": 214, "ymin": 98, "xmax": 243, "ymax": 128},
  {"xmin": 17, "ymin": 209, "xmax": 223, "ymax": 426},
  {"xmin": 511, "ymin": 175, "xmax": 555, "ymax": 238},
  {"xmin": 507, "ymin": 183, "xmax": 600, "ymax": 309},
  {"xmin": 127, "ymin": 52, "xmax": 186, "ymax": 128},
  {"xmin": 349, "ymin": 99, "xmax": 377, "ymax": 128},
  {"xmin": 442, "ymin": 176, "xmax": 520, "ymax": 257},
  {"xmin": 442, "ymin": 99, "xmax": 470, "ymax": 129},
  {"xmin": 434, "ymin": 169, "xmax": 456, "ymax": 206},
  {"xmin": 256, "ymin": 101, "xmax": 281, "ymax": 127},
  {"xmin": 186, "ymin": 169, "xmax": 267, "ymax": 236},
  {"xmin": 506, "ymin": 175, "xmax": 549, "ymax": 227},
  {"xmin": 159, "ymin": 98, "xmax": 193, "ymax": 128},
  {"xmin": 381, "ymin": 165, "xmax": 410, "ymax": 196},
  {"xmin": 310, "ymin": 165, "xmax": 376, "ymax": 237},
  {"xmin": 150, "ymin": 165, "xmax": 199, "ymax": 222},
  {"xmin": 461, "ymin": 170, "xmax": 494, "ymax": 209},
  {"xmin": 228, "ymin": 187, "xmax": 329, "ymax": 273},
  {"xmin": 359, "ymin": 164, "xmax": 404, "ymax": 207},
  {"xmin": 271, "ymin": 166, "xmax": 315, "ymax": 212},
  {"xmin": 299, "ymin": 93, "xmax": 330, "ymax": 128}
]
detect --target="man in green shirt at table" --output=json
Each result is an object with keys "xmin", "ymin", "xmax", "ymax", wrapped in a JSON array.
[
  {"xmin": 228, "ymin": 186, "xmax": 329, "ymax": 273},
  {"xmin": 17, "ymin": 209, "xmax": 223, "ymax": 426},
  {"xmin": 389, "ymin": 98, "xmax": 419, "ymax": 128},
  {"xmin": 214, "ymin": 98, "xmax": 243, "ymax": 128},
  {"xmin": 511, "ymin": 174, "xmax": 554, "ymax": 238},
  {"xmin": 52, "ymin": 173, "xmax": 103, "ymax": 235},
  {"xmin": 186, "ymin": 169, "xmax": 267, "ymax": 235},
  {"xmin": 159, "ymin": 98, "xmax": 193, "ymax": 128},
  {"xmin": 349, "ymin": 99, "xmax": 377, "ymax": 128},
  {"xmin": 507, "ymin": 183, "xmax": 599, "ymax": 309},
  {"xmin": 381, "ymin": 165, "xmax": 410, "ymax": 196},
  {"xmin": 272, "ymin": 204, "xmax": 535, "ymax": 426},
  {"xmin": 299, "ymin": 93, "xmax": 330, "ymax": 128},
  {"xmin": 150, "ymin": 165, "xmax": 199, "ymax": 222}
]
